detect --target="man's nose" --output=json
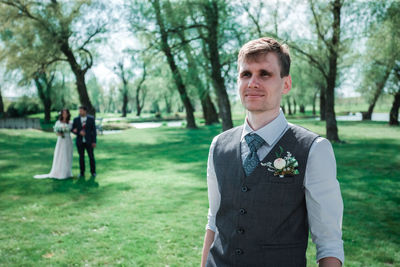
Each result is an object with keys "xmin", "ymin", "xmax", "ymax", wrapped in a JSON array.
[{"xmin": 248, "ymin": 76, "xmax": 259, "ymax": 88}]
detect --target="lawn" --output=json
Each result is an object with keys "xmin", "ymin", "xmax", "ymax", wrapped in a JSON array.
[{"xmin": 0, "ymin": 119, "xmax": 399, "ymax": 266}]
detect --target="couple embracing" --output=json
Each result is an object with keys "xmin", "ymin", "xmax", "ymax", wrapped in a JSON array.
[{"xmin": 34, "ymin": 106, "xmax": 97, "ymax": 180}]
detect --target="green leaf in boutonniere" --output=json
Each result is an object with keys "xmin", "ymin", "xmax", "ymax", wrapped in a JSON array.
[{"xmin": 261, "ymin": 147, "xmax": 299, "ymax": 178}]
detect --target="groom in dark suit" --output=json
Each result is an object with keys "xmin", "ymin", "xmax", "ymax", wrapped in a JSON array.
[{"xmin": 72, "ymin": 106, "xmax": 97, "ymax": 178}]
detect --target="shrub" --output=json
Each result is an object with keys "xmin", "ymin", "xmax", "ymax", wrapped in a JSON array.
[{"xmin": 7, "ymin": 96, "xmax": 41, "ymax": 117}]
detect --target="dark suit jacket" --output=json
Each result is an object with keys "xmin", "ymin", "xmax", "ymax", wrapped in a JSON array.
[{"xmin": 72, "ymin": 115, "xmax": 97, "ymax": 145}]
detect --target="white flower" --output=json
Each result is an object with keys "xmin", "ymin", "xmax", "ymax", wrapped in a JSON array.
[{"xmin": 273, "ymin": 158, "xmax": 286, "ymax": 170}]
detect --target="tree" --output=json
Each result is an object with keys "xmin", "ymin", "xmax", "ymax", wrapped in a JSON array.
[
  {"xmin": 358, "ymin": 1, "xmax": 398, "ymax": 120},
  {"xmin": 33, "ymin": 69, "xmax": 55, "ymax": 122},
  {"xmin": 0, "ymin": 86, "xmax": 4, "ymax": 117},
  {"xmin": 389, "ymin": 64, "xmax": 400, "ymax": 125},
  {"xmin": 135, "ymin": 63, "xmax": 147, "ymax": 116},
  {"xmin": 196, "ymin": 0, "xmax": 234, "ymax": 130},
  {"xmin": 150, "ymin": 0, "xmax": 197, "ymax": 128},
  {"xmin": 0, "ymin": 0, "xmax": 107, "ymax": 116},
  {"xmin": 163, "ymin": 0, "xmax": 219, "ymax": 125},
  {"xmin": 113, "ymin": 60, "xmax": 131, "ymax": 117}
]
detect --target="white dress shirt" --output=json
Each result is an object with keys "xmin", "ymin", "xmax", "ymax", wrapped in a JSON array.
[
  {"xmin": 80, "ymin": 116, "xmax": 87, "ymax": 143},
  {"xmin": 206, "ymin": 110, "xmax": 344, "ymax": 264}
]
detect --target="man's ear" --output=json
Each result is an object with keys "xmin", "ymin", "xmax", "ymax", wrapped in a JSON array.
[{"xmin": 282, "ymin": 75, "xmax": 292, "ymax": 95}]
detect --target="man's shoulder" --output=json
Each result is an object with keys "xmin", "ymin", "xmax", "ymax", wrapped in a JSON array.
[
  {"xmin": 214, "ymin": 125, "xmax": 243, "ymax": 141},
  {"xmin": 73, "ymin": 116, "xmax": 80, "ymax": 121},
  {"xmin": 288, "ymin": 123, "xmax": 320, "ymax": 139},
  {"xmin": 87, "ymin": 115, "xmax": 95, "ymax": 120},
  {"xmin": 212, "ymin": 125, "xmax": 243, "ymax": 145}
]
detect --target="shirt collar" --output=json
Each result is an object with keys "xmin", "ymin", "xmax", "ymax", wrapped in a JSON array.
[{"xmin": 241, "ymin": 109, "xmax": 288, "ymax": 146}]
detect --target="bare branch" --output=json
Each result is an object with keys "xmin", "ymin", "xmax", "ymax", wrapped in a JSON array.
[
  {"xmin": 240, "ymin": 1, "xmax": 262, "ymax": 37},
  {"xmin": 80, "ymin": 48, "xmax": 93, "ymax": 74},
  {"xmin": 166, "ymin": 23, "xmax": 208, "ymax": 34},
  {"xmin": 309, "ymin": 0, "xmax": 330, "ymax": 49},
  {"xmin": 79, "ymin": 24, "xmax": 106, "ymax": 50},
  {"xmin": 169, "ymin": 35, "xmax": 202, "ymax": 51}
]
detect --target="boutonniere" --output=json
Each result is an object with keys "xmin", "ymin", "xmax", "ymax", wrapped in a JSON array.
[{"xmin": 260, "ymin": 146, "xmax": 299, "ymax": 178}]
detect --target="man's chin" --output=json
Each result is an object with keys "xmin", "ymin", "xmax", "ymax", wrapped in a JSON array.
[{"xmin": 245, "ymin": 107, "xmax": 267, "ymax": 114}]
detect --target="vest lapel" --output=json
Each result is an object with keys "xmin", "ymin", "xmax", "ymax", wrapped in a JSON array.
[
  {"xmin": 246, "ymin": 127, "xmax": 292, "ymax": 182},
  {"xmin": 234, "ymin": 126, "xmax": 246, "ymax": 184}
]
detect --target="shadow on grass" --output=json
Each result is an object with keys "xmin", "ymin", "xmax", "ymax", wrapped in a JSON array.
[{"xmin": 50, "ymin": 177, "xmax": 100, "ymax": 193}]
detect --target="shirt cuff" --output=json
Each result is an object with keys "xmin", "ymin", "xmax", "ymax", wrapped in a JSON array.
[
  {"xmin": 205, "ymin": 209, "xmax": 217, "ymax": 232},
  {"xmin": 316, "ymin": 240, "xmax": 345, "ymax": 265},
  {"xmin": 205, "ymin": 224, "xmax": 216, "ymax": 232}
]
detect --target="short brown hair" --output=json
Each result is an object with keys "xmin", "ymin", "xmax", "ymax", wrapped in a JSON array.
[{"xmin": 237, "ymin": 37, "xmax": 291, "ymax": 77}]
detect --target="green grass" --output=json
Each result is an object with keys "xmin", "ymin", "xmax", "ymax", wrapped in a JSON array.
[{"xmin": 0, "ymin": 119, "xmax": 399, "ymax": 266}]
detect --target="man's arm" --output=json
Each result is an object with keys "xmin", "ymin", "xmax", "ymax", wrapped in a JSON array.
[
  {"xmin": 71, "ymin": 118, "xmax": 78, "ymax": 134},
  {"xmin": 304, "ymin": 137, "xmax": 344, "ymax": 266},
  {"xmin": 201, "ymin": 136, "xmax": 220, "ymax": 267},
  {"xmin": 201, "ymin": 229, "xmax": 215, "ymax": 267},
  {"xmin": 319, "ymin": 257, "xmax": 342, "ymax": 267}
]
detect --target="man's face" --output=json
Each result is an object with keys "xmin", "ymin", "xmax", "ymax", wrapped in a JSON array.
[
  {"xmin": 238, "ymin": 52, "xmax": 291, "ymax": 114},
  {"xmin": 79, "ymin": 108, "xmax": 87, "ymax": 117}
]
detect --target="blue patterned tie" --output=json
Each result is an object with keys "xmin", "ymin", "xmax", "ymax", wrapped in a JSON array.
[{"xmin": 243, "ymin": 133, "xmax": 266, "ymax": 176}]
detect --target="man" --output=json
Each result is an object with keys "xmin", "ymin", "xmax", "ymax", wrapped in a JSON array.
[
  {"xmin": 201, "ymin": 37, "xmax": 344, "ymax": 267},
  {"xmin": 72, "ymin": 106, "xmax": 97, "ymax": 178}
]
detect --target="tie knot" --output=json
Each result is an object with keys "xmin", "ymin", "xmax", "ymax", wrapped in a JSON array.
[{"xmin": 245, "ymin": 134, "xmax": 265, "ymax": 152}]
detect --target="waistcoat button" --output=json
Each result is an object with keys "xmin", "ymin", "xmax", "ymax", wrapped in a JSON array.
[
  {"xmin": 235, "ymin": 248, "xmax": 243, "ymax": 255},
  {"xmin": 241, "ymin": 186, "xmax": 248, "ymax": 192},
  {"xmin": 239, "ymin": 208, "xmax": 246, "ymax": 215}
]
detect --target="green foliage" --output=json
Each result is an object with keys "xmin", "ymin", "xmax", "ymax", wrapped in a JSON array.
[
  {"xmin": 357, "ymin": 0, "xmax": 400, "ymax": 98},
  {"xmin": 6, "ymin": 96, "xmax": 41, "ymax": 117}
]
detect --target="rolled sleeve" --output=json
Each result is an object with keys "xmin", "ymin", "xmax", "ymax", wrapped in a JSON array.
[
  {"xmin": 304, "ymin": 137, "xmax": 344, "ymax": 264},
  {"xmin": 205, "ymin": 136, "xmax": 221, "ymax": 233}
]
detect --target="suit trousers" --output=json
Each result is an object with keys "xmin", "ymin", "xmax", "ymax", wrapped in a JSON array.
[{"xmin": 77, "ymin": 142, "xmax": 95, "ymax": 175}]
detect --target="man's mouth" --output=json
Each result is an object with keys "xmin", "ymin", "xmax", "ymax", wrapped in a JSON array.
[{"xmin": 245, "ymin": 93, "xmax": 265, "ymax": 98}]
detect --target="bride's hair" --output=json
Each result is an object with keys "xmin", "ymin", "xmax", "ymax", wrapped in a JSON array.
[{"xmin": 59, "ymin": 109, "xmax": 71, "ymax": 123}]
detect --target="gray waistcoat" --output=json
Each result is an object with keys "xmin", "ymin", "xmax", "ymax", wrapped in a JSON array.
[{"xmin": 206, "ymin": 123, "xmax": 319, "ymax": 267}]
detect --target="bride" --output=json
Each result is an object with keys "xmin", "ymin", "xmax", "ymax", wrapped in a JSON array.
[{"xmin": 34, "ymin": 109, "xmax": 73, "ymax": 179}]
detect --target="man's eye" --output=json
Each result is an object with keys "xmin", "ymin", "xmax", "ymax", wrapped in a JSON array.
[
  {"xmin": 261, "ymin": 71, "xmax": 270, "ymax": 76},
  {"xmin": 242, "ymin": 72, "xmax": 251, "ymax": 77}
]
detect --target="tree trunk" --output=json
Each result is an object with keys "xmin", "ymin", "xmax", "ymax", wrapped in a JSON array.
[
  {"xmin": 287, "ymin": 98, "xmax": 292, "ymax": 115},
  {"xmin": 176, "ymin": 29, "xmax": 219, "ymax": 125},
  {"xmin": 300, "ymin": 104, "xmax": 305, "ymax": 113},
  {"xmin": 136, "ymin": 102, "xmax": 143, "ymax": 116},
  {"xmin": 293, "ymin": 98, "xmax": 297, "ymax": 114},
  {"xmin": 152, "ymin": 0, "xmax": 196, "ymax": 128},
  {"xmin": 136, "ymin": 87, "xmax": 146, "ymax": 117},
  {"xmin": 134, "ymin": 64, "xmax": 147, "ymax": 117},
  {"xmin": 34, "ymin": 72, "xmax": 53, "ymax": 123},
  {"xmin": 121, "ymin": 91, "xmax": 128, "ymax": 117},
  {"xmin": 389, "ymin": 90, "xmax": 400, "ymax": 126},
  {"xmin": 320, "ymin": 87, "xmax": 326, "ymax": 120},
  {"xmin": 59, "ymin": 42, "xmax": 96, "ymax": 116},
  {"xmin": 202, "ymin": 0, "xmax": 233, "ymax": 131},
  {"xmin": 363, "ymin": 66, "xmax": 392, "ymax": 120},
  {"xmin": 281, "ymin": 104, "xmax": 286, "ymax": 114},
  {"xmin": 325, "ymin": 0, "xmax": 341, "ymax": 142},
  {"xmin": 0, "ymin": 87, "xmax": 4, "ymax": 116},
  {"xmin": 312, "ymin": 91, "xmax": 318, "ymax": 116},
  {"xmin": 201, "ymin": 93, "xmax": 219, "ymax": 125},
  {"xmin": 164, "ymin": 95, "xmax": 172, "ymax": 114}
]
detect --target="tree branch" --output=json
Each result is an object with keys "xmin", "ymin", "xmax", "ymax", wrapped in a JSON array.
[
  {"xmin": 309, "ymin": 0, "xmax": 330, "ymax": 49},
  {"xmin": 79, "ymin": 24, "xmax": 106, "ymax": 50}
]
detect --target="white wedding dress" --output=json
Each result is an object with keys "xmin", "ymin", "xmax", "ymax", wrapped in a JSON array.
[{"xmin": 34, "ymin": 121, "xmax": 73, "ymax": 179}]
